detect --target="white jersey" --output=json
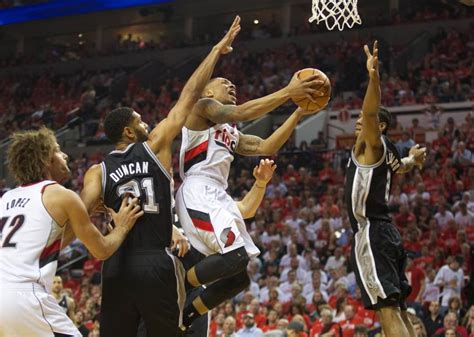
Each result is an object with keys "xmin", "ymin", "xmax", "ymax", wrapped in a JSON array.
[
  {"xmin": 0, "ymin": 180, "xmax": 63, "ymax": 292},
  {"xmin": 179, "ymin": 123, "xmax": 239, "ymax": 188}
]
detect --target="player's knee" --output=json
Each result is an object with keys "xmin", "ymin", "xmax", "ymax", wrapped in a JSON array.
[{"xmin": 223, "ymin": 247, "xmax": 249, "ymax": 273}]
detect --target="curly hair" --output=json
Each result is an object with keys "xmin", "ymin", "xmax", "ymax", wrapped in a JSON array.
[{"xmin": 7, "ymin": 127, "xmax": 57, "ymax": 185}]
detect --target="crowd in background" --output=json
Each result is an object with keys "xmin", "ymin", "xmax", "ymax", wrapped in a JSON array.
[
  {"xmin": 0, "ymin": 0, "xmax": 472, "ymax": 67},
  {"xmin": 8, "ymin": 105, "xmax": 468, "ymax": 337},
  {"xmin": 0, "ymin": 22, "xmax": 472, "ymax": 144},
  {"xmin": 0, "ymin": 3, "xmax": 473, "ymax": 337}
]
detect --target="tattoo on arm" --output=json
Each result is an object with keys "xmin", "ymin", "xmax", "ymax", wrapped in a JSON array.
[
  {"xmin": 207, "ymin": 103, "xmax": 237, "ymax": 124},
  {"xmin": 236, "ymin": 134, "xmax": 263, "ymax": 156}
]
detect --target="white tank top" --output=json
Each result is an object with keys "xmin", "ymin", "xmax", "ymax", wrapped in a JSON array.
[
  {"xmin": 0, "ymin": 180, "xmax": 63, "ymax": 292},
  {"xmin": 179, "ymin": 123, "xmax": 239, "ymax": 188}
]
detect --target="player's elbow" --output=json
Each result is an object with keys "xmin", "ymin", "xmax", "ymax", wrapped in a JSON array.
[
  {"xmin": 90, "ymin": 252, "xmax": 108, "ymax": 261},
  {"xmin": 91, "ymin": 249, "xmax": 110, "ymax": 261},
  {"xmin": 237, "ymin": 202, "xmax": 251, "ymax": 219},
  {"xmin": 241, "ymin": 208, "xmax": 256, "ymax": 219},
  {"xmin": 258, "ymin": 143, "xmax": 277, "ymax": 156},
  {"xmin": 90, "ymin": 244, "xmax": 113, "ymax": 261}
]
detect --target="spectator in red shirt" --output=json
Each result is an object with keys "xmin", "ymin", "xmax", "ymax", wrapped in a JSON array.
[
  {"xmin": 248, "ymin": 299, "xmax": 267, "ymax": 329},
  {"xmin": 434, "ymin": 312, "xmax": 468, "ymax": 337},
  {"xmin": 340, "ymin": 304, "xmax": 364, "ymax": 337},
  {"xmin": 262, "ymin": 309, "xmax": 279, "ymax": 332},
  {"xmin": 404, "ymin": 230, "xmax": 422, "ymax": 255},
  {"xmin": 210, "ymin": 312, "xmax": 225, "ymax": 337},
  {"xmin": 287, "ymin": 320, "xmax": 307, "ymax": 337},
  {"xmin": 310, "ymin": 307, "xmax": 341, "ymax": 337},
  {"xmin": 405, "ymin": 254, "xmax": 426, "ymax": 314}
]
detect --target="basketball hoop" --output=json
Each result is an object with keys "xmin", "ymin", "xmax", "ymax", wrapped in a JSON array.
[{"xmin": 309, "ymin": 0, "xmax": 362, "ymax": 31}]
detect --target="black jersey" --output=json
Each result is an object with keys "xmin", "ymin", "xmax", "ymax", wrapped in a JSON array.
[
  {"xmin": 101, "ymin": 142, "xmax": 173, "ymax": 252},
  {"xmin": 344, "ymin": 136, "xmax": 401, "ymax": 233}
]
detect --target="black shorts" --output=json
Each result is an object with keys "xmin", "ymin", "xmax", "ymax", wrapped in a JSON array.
[
  {"xmin": 351, "ymin": 220, "xmax": 411, "ymax": 310},
  {"xmin": 179, "ymin": 247, "xmax": 209, "ymax": 337},
  {"xmin": 100, "ymin": 250, "xmax": 185, "ymax": 337}
]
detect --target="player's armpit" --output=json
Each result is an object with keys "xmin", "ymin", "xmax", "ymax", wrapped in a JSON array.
[
  {"xmin": 60, "ymin": 223, "xmax": 75, "ymax": 249},
  {"xmin": 235, "ymin": 133, "xmax": 263, "ymax": 156}
]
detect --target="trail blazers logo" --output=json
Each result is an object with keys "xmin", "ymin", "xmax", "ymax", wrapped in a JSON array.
[{"xmin": 220, "ymin": 227, "xmax": 236, "ymax": 247}]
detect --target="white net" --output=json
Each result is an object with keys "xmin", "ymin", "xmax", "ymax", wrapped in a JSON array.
[{"xmin": 309, "ymin": 0, "xmax": 362, "ymax": 31}]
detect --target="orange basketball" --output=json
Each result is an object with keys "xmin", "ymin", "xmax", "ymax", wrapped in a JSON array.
[{"xmin": 292, "ymin": 68, "xmax": 331, "ymax": 111}]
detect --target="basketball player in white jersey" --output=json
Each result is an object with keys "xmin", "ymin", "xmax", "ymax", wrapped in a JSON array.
[
  {"xmin": 176, "ymin": 74, "xmax": 327, "ymax": 328},
  {"xmin": 51, "ymin": 275, "xmax": 76, "ymax": 321},
  {"xmin": 0, "ymin": 127, "xmax": 143, "ymax": 337}
]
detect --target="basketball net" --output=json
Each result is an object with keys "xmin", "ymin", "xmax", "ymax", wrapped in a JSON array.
[{"xmin": 309, "ymin": 0, "xmax": 362, "ymax": 31}]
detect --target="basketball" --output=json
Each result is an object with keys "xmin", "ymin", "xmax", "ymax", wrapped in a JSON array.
[{"xmin": 292, "ymin": 68, "xmax": 331, "ymax": 111}]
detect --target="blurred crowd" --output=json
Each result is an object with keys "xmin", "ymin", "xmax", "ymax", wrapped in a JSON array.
[
  {"xmin": 0, "ymin": 3, "xmax": 473, "ymax": 337},
  {"xmin": 7, "ymin": 106, "xmax": 469, "ymax": 337},
  {"xmin": 0, "ymin": 0, "xmax": 472, "ymax": 67},
  {"xmin": 1, "ymin": 23, "xmax": 472, "ymax": 143}
]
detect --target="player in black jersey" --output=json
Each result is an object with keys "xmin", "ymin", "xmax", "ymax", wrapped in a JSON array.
[
  {"xmin": 79, "ymin": 17, "xmax": 242, "ymax": 337},
  {"xmin": 51, "ymin": 275, "xmax": 76, "ymax": 321},
  {"xmin": 344, "ymin": 41, "xmax": 426, "ymax": 337}
]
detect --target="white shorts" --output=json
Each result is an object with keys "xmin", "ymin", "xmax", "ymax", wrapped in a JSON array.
[
  {"xmin": 176, "ymin": 176, "xmax": 260, "ymax": 258},
  {"xmin": 0, "ymin": 283, "xmax": 81, "ymax": 337}
]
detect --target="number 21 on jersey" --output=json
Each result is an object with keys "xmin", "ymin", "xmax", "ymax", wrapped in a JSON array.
[{"xmin": 117, "ymin": 178, "xmax": 159, "ymax": 213}]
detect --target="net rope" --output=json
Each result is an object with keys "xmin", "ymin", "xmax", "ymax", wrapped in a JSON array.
[{"xmin": 309, "ymin": 0, "xmax": 362, "ymax": 31}]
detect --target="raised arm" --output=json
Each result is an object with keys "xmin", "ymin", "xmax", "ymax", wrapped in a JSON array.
[
  {"xmin": 44, "ymin": 184, "xmax": 143, "ymax": 260},
  {"xmin": 235, "ymin": 107, "xmax": 320, "ymax": 156},
  {"xmin": 146, "ymin": 16, "xmax": 241, "ymax": 155},
  {"xmin": 194, "ymin": 72, "xmax": 325, "ymax": 125},
  {"xmin": 237, "ymin": 159, "xmax": 276, "ymax": 219},
  {"xmin": 359, "ymin": 41, "xmax": 382, "ymax": 148}
]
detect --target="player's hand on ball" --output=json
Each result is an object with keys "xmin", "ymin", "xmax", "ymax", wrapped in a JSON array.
[
  {"xmin": 364, "ymin": 40, "xmax": 379, "ymax": 80},
  {"xmin": 253, "ymin": 159, "xmax": 277, "ymax": 186},
  {"xmin": 287, "ymin": 72, "xmax": 325, "ymax": 102},
  {"xmin": 409, "ymin": 144, "xmax": 427, "ymax": 169},
  {"xmin": 171, "ymin": 227, "xmax": 190, "ymax": 257},
  {"xmin": 109, "ymin": 193, "xmax": 144, "ymax": 232},
  {"xmin": 214, "ymin": 15, "xmax": 241, "ymax": 55}
]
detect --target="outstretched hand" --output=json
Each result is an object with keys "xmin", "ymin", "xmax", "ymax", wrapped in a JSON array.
[
  {"xmin": 253, "ymin": 159, "xmax": 277, "ymax": 185},
  {"xmin": 409, "ymin": 144, "xmax": 427, "ymax": 169},
  {"xmin": 213, "ymin": 15, "xmax": 241, "ymax": 55},
  {"xmin": 364, "ymin": 40, "xmax": 379, "ymax": 80}
]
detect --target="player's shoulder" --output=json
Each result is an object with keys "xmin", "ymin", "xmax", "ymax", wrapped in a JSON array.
[
  {"xmin": 43, "ymin": 184, "xmax": 78, "ymax": 202},
  {"xmin": 84, "ymin": 163, "xmax": 103, "ymax": 180}
]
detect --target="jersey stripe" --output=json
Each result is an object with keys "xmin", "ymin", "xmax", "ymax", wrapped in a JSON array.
[
  {"xmin": 142, "ymin": 142, "xmax": 172, "ymax": 181},
  {"xmin": 39, "ymin": 239, "xmax": 61, "ymax": 268},
  {"xmin": 184, "ymin": 140, "xmax": 209, "ymax": 162},
  {"xmin": 184, "ymin": 152, "xmax": 208, "ymax": 173},
  {"xmin": 40, "ymin": 182, "xmax": 57, "ymax": 194},
  {"xmin": 187, "ymin": 208, "xmax": 213, "ymax": 232}
]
